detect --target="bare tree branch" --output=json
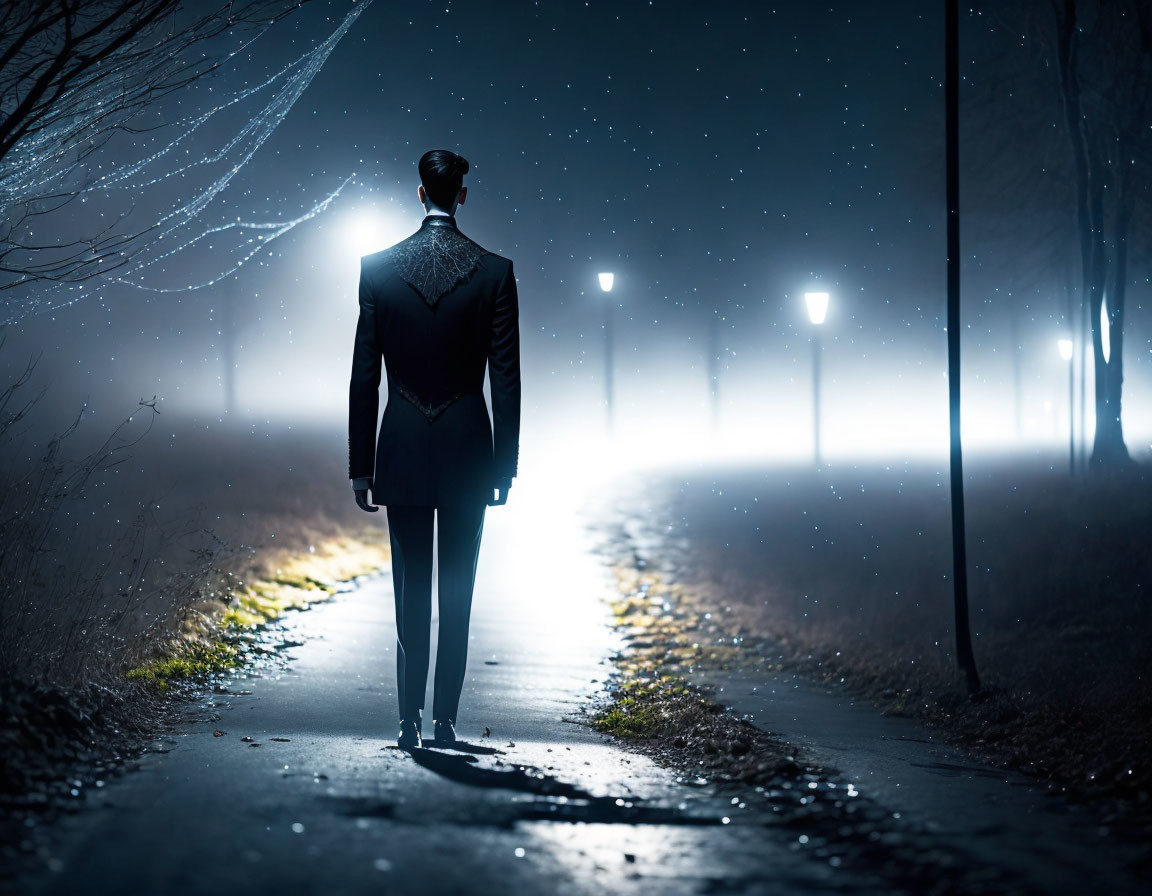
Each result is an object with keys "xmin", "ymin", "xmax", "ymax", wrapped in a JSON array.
[{"xmin": 0, "ymin": 0, "xmax": 373, "ymax": 322}]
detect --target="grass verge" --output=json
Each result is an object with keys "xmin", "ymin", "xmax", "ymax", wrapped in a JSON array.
[
  {"xmin": 589, "ymin": 560, "xmax": 808, "ymax": 786},
  {"xmin": 123, "ymin": 531, "xmax": 390, "ymax": 693},
  {"xmin": 584, "ymin": 553, "xmax": 1040, "ymax": 894},
  {"xmin": 1, "ymin": 526, "xmax": 390, "ymax": 875}
]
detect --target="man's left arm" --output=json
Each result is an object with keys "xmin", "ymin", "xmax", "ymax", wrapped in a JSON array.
[
  {"xmin": 348, "ymin": 258, "xmax": 381, "ymax": 499},
  {"xmin": 487, "ymin": 259, "xmax": 521, "ymax": 505}
]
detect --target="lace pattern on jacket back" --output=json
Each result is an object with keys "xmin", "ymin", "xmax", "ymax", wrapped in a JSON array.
[{"xmin": 390, "ymin": 226, "xmax": 492, "ymax": 309}]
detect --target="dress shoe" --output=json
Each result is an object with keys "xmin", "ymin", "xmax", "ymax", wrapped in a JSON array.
[
  {"xmin": 433, "ymin": 719, "xmax": 457, "ymax": 744},
  {"xmin": 397, "ymin": 718, "xmax": 422, "ymax": 750}
]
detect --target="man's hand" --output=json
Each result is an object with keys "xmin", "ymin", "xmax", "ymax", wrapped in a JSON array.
[
  {"xmin": 488, "ymin": 477, "xmax": 513, "ymax": 506},
  {"xmin": 354, "ymin": 488, "xmax": 378, "ymax": 512}
]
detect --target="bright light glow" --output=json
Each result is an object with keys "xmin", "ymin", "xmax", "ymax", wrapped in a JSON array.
[
  {"xmin": 804, "ymin": 291, "xmax": 830, "ymax": 325},
  {"xmin": 231, "ymin": 257, "xmax": 1152, "ymax": 462},
  {"xmin": 481, "ymin": 445, "xmax": 620, "ymax": 665},
  {"xmin": 1057, "ymin": 338, "xmax": 1073, "ymax": 361},
  {"xmin": 239, "ymin": 346, "xmax": 1152, "ymax": 469},
  {"xmin": 1101, "ymin": 297, "xmax": 1111, "ymax": 364},
  {"xmin": 344, "ymin": 209, "xmax": 407, "ymax": 258},
  {"xmin": 597, "ymin": 272, "xmax": 615, "ymax": 292}
]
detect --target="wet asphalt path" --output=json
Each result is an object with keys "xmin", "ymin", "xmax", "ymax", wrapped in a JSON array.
[{"xmin": 14, "ymin": 479, "xmax": 853, "ymax": 896}]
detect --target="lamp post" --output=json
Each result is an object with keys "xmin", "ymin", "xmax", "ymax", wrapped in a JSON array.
[
  {"xmin": 598, "ymin": 272, "xmax": 615, "ymax": 435},
  {"xmin": 804, "ymin": 291, "xmax": 829, "ymax": 467},
  {"xmin": 1058, "ymin": 337, "xmax": 1074, "ymax": 476},
  {"xmin": 945, "ymin": 0, "xmax": 980, "ymax": 695}
]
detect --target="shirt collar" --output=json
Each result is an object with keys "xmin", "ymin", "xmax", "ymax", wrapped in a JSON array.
[{"xmin": 421, "ymin": 213, "xmax": 458, "ymax": 230}]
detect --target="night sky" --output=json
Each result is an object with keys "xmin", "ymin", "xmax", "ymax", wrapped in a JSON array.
[{"xmin": 4, "ymin": 0, "xmax": 1148, "ymax": 462}]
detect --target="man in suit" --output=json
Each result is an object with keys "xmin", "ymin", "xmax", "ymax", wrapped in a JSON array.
[{"xmin": 348, "ymin": 149, "xmax": 520, "ymax": 750}]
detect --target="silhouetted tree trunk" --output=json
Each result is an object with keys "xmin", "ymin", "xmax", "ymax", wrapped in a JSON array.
[
  {"xmin": 1052, "ymin": 0, "xmax": 1150, "ymax": 468},
  {"xmin": 958, "ymin": 0, "xmax": 1148, "ymax": 472}
]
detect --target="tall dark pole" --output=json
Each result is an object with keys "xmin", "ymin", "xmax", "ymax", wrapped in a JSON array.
[
  {"xmin": 946, "ymin": 0, "xmax": 981, "ymax": 695},
  {"xmin": 812, "ymin": 328, "xmax": 822, "ymax": 468},
  {"xmin": 604, "ymin": 297, "xmax": 615, "ymax": 435}
]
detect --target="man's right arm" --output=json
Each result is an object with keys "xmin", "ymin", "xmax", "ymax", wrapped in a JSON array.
[{"xmin": 348, "ymin": 257, "xmax": 381, "ymax": 487}]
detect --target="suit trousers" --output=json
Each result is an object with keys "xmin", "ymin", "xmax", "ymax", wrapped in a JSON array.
[{"xmin": 385, "ymin": 500, "xmax": 486, "ymax": 724}]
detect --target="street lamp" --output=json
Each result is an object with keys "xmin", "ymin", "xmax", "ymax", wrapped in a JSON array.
[
  {"xmin": 1058, "ymin": 337, "xmax": 1074, "ymax": 476},
  {"xmin": 598, "ymin": 272, "xmax": 615, "ymax": 434},
  {"xmin": 804, "ymin": 291, "xmax": 829, "ymax": 467}
]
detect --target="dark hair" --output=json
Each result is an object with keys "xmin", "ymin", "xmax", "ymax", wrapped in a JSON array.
[{"xmin": 418, "ymin": 149, "xmax": 470, "ymax": 209}]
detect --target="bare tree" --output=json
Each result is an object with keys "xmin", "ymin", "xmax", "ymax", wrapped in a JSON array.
[
  {"xmin": 1047, "ymin": 0, "xmax": 1150, "ymax": 467},
  {"xmin": 0, "ymin": 0, "xmax": 372, "ymax": 322},
  {"xmin": 953, "ymin": 0, "xmax": 1150, "ymax": 469},
  {"xmin": 957, "ymin": 8, "xmax": 1086, "ymax": 462}
]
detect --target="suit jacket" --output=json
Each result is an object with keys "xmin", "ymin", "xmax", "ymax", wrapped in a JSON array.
[{"xmin": 348, "ymin": 214, "xmax": 520, "ymax": 506}]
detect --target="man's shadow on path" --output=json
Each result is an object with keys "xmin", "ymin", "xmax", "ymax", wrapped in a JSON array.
[
  {"xmin": 328, "ymin": 740, "xmax": 721, "ymax": 826},
  {"xmin": 381, "ymin": 741, "xmax": 723, "ymax": 825},
  {"xmin": 422, "ymin": 738, "xmax": 501, "ymax": 756},
  {"xmin": 404, "ymin": 743, "xmax": 596, "ymax": 799}
]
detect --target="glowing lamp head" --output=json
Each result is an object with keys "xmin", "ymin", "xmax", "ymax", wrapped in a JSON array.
[
  {"xmin": 804, "ymin": 291, "xmax": 830, "ymax": 325},
  {"xmin": 1057, "ymin": 338, "xmax": 1074, "ymax": 361},
  {"xmin": 597, "ymin": 272, "xmax": 615, "ymax": 292}
]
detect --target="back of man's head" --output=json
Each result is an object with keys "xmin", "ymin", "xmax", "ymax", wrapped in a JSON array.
[{"xmin": 419, "ymin": 149, "xmax": 469, "ymax": 211}]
